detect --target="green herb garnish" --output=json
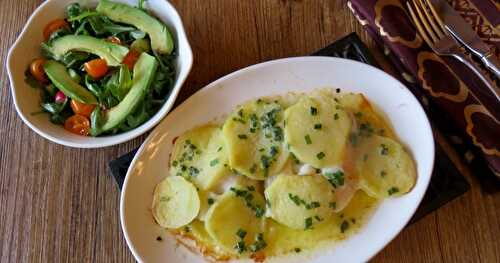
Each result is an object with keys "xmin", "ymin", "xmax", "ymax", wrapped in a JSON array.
[
  {"xmin": 388, "ymin": 187, "xmax": 399, "ymax": 195},
  {"xmin": 310, "ymin": 107, "xmax": 318, "ymax": 115},
  {"xmin": 380, "ymin": 144, "xmax": 389, "ymax": 155},
  {"xmin": 305, "ymin": 217, "xmax": 313, "ymax": 230},
  {"xmin": 340, "ymin": 220, "xmax": 349, "ymax": 233},
  {"xmin": 323, "ymin": 170, "xmax": 344, "ymax": 188},
  {"xmin": 209, "ymin": 159, "xmax": 219, "ymax": 167},
  {"xmin": 305, "ymin": 135, "xmax": 312, "ymax": 144}
]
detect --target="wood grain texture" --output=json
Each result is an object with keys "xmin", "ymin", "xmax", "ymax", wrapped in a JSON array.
[{"xmin": 0, "ymin": 0, "xmax": 498, "ymax": 262}]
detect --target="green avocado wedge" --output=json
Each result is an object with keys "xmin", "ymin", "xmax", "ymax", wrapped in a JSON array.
[
  {"xmin": 43, "ymin": 60, "xmax": 98, "ymax": 104},
  {"xmin": 47, "ymin": 35, "xmax": 129, "ymax": 66},
  {"xmin": 96, "ymin": 0, "xmax": 174, "ymax": 54},
  {"xmin": 100, "ymin": 52, "xmax": 158, "ymax": 132}
]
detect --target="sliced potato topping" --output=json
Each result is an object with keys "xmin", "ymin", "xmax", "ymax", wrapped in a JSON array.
[
  {"xmin": 170, "ymin": 124, "xmax": 231, "ymax": 190},
  {"xmin": 152, "ymin": 176, "xmax": 200, "ymax": 229},
  {"xmin": 284, "ymin": 95, "xmax": 351, "ymax": 168},
  {"xmin": 356, "ymin": 135, "xmax": 416, "ymax": 198},
  {"xmin": 265, "ymin": 173, "xmax": 335, "ymax": 229},
  {"xmin": 205, "ymin": 186, "xmax": 266, "ymax": 254},
  {"xmin": 223, "ymin": 99, "xmax": 288, "ymax": 180}
]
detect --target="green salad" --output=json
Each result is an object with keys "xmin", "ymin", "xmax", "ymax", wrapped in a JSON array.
[{"xmin": 25, "ymin": 0, "xmax": 176, "ymax": 136}]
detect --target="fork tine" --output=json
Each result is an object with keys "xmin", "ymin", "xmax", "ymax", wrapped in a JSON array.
[
  {"xmin": 422, "ymin": 0, "xmax": 447, "ymax": 33},
  {"xmin": 407, "ymin": 1, "xmax": 434, "ymax": 48},
  {"xmin": 416, "ymin": 0, "xmax": 445, "ymax": 38},
  {"xmin": 412, "ymin": 0, "xmax": 439, "ymax": 43}
]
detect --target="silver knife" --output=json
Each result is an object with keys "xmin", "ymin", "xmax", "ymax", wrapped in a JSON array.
[{"xmin": 430, "ymin": 0, "xmax": 500, "ymax": 79}]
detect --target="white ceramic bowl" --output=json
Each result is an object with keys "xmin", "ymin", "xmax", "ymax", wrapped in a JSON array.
[
  {"xmin": 121, "ymin": 57, "xmax": 435, "ymax": 262},
  {"xmin": 6, "ymin": 0, "xmax": 193, "ymax": 148}
]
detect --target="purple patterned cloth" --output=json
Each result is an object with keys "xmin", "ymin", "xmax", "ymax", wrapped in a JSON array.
[{"xmin": 348, "ymin": 0, "xmax": 500, "ymax": 179}]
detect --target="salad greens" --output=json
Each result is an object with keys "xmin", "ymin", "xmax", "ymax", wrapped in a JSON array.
[{"xmin": 25, "ymin": 0, "xmax": 176, "ymax": 136}]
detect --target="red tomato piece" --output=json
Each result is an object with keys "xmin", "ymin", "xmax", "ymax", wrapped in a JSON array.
[
  {"xmin": 70, "ymin": 100, "xmax": 96, "ymax": 118},
  {"xmin": 64, "ymin": 114, "xmax": 90, "ymax": 136},
  {"xmin": 29, "ymin": 58, "xmax": 48, "ymax": 83},
  {"xmin": 122, "ymin": 50, "xmax": 140, "ymax": 70},
  {"xmin": 84, "ymin": 59, "xmax": 109, "ymax": 79},
  {"xmin": 43, "ymin": 19, "xmax": 69, "ymax": 41}
]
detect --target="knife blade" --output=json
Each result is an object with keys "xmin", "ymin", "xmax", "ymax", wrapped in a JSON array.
[{"xmin": 429, "ymin": 0, "xmax": 500, "ymax": 78}]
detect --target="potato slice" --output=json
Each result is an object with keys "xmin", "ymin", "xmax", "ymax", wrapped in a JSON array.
[
  {"xmin": 264, "ymin": 173, "xmax": 335, "ymax": 229},
  {"xmin": 222, "ymin": 99, "xmax": 288, "ymax": 180},
  {"xmin": 170, "ymin": 124, "xmax": 231, "ymax": 190},
  {"xmin": 336, "ymin": 92, "xmax": 396, "ymax": 139},
  {"xmin": 205, "ymin": 186, "xmax": 266, "ymax": 255},
  {"xmin": 284, "ymin": 96, "xmax": 351, "ymax": 168},
  {"xmin": 152, "ymin": 176, "xmax": 200, "ymax": 228},
  {"xmin": 356, "ymin": 135, "xmax": 416, "ymax": 198}
]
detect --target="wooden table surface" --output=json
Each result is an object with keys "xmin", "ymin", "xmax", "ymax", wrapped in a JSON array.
[{"xmin": 1, "ymin": 0, "xmax": 499, "ymax": 262}]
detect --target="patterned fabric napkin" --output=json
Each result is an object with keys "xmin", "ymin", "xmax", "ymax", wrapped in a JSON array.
[{"xmin": 347, "ymin": 0, "xmax": 500, "ymax": 182}]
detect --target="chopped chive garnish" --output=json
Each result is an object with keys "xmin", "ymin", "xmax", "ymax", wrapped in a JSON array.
[
  {"xmin": 388, "ymin": 187, "xmax": 399, "ymax": 195},
  {"xmin": 380, "ymin": 144, "xmax": 389, "ymax": 155},
  {"xmin": 340, "ymin": 220, "xmax": 349, "ymax": 233},
  {"xmin": 238, "ymin": 134, "xmax": 248, "ymax": 139},
  {"xmin": 305, "ymin": 217, "xmax": 313, "ymax": 230},
  {"xmin": 208, "ymin": 198, "xmax": 215, "ymax": 205},
  {"xmin": 310, "ymin": 107, "xmax": 318, "ymax": 115},
  {"xmin": 209, "ymin": 159, "xmax": 219, "ymax": 167},
  {"xmin": 323, "ymin": 170, "xmax": 344, "ymax": 188},
  {"xmin": 334, "ymin": 113, "xmax": 339, "ymax": 120},
  {"xmin": 305, "ymin": 135, "xmax": 312, "ymax": 144},
  {"xmin": 314, "ymin": 123, "xmax": 322, "ymax": 130},
  {"xmin": 329, "ymin": 202, "xmax": 337, "ymax": 209},
  {"xmin": 236, "ymin": 228, "xmax": 247, "ymax": 239},
  {"xmin": 316, "ymin": 152, "xmax": 325, "ymax": 160}
]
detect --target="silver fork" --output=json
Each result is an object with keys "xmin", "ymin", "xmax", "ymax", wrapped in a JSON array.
[{"xmin": 406, "ymin": 0, "xmax": 500, "ymax": 103}]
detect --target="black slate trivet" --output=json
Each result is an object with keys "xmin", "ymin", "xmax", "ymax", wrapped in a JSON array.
[{"xmin": 108, "ymin": 33, "xmax": 470, "ymax": 224}]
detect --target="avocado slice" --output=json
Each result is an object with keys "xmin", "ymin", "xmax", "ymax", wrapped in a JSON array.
[
  {"xmin": 47, "ymin": 35, "xmax": 129, "ymax": 66},
  {"xmin": 43, "ymin": 60, "xmax": 98, "ymax": 104},
  {"xmin": 96, "ymin": 0, "xmax": 174, "ymax": 54},
  {"xmin": 100, "ymin": 52, "xmax": 158, "ymax": 131}
]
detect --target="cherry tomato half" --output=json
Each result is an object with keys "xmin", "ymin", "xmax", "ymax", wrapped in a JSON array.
[
  {"xmin": 122, "ymin": 50, "xmax": 140, "ymax": 70},
  {"xmin": 70, "ymin": 100, "xmax": 96, "ymax": 118},
  {"xmin": 107, "ymin": 36, "xmax": 122, "ymax": 45},
  {"xmin": 43, "ymin": 19, "xmax": 69, "ymax": 41},
  {"xmin": 29, "ymin": 58, "xmax": 48, "ymax": 83},
  {"xmin": 84, "ymin": 59, "xmax": 109, "ymax": 79},
  {"xmin": 64, "ymin": 114, "xmax": 90, "ymax": 136}
]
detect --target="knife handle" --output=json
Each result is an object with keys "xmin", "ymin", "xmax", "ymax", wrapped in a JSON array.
[
  {"xmin": 481, "ymin": 51, "xmax": 500, "ymax": 79},
  {"xmin": 452, "ymin": 52, "xmax": 500, "ymax": 103}
]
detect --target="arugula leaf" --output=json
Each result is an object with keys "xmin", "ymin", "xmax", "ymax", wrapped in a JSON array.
[
  {"xmin": 60, "ymin": 51, "xmax": 91, "ymax": 69},
  {"xmin": 105, "ymin": 65, "xmax": 132, "ymax": 101},
  {"xmin": 67, "ymin": 11, "xmax": 99, "ymax": 22},
  {"xmin": 87, "ymin": 15, "xmax": 136, "ymax": 36},
  {"xmin": 40, "ymin": 97, "xmax": 71, "ymax": 124},
  {"xmin": 66, "ymin": 3, "xmax": 82, "ymax": 18},
  {"xmin": 151, "ymin": 50, "xmax": 176, "ymax": 98}
]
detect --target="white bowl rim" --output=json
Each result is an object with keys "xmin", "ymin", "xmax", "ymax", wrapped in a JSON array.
[
  {"xmin": 6, "ymin": 0, "xmax": 193, "ymax": 148},
  {"xmin": 120, "ymin": 56, "xmax": 435, "ymax": 262}
]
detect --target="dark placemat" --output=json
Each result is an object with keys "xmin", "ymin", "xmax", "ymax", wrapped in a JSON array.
[{"xmin": 108, "ymin": 33, "xmax": 470, "ymax": 224}]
